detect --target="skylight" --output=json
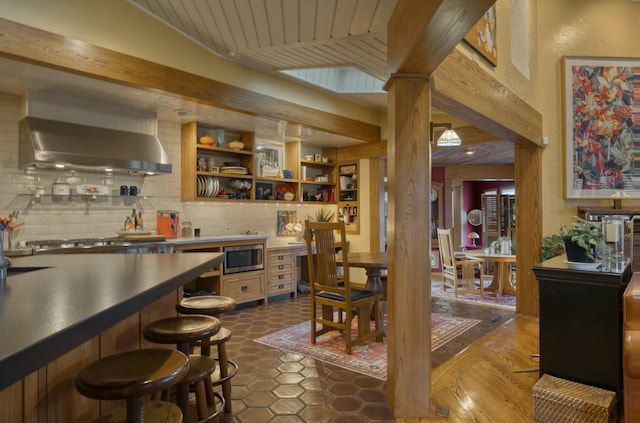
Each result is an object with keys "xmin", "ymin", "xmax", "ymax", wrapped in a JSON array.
[{"xmin": 280, "ymin": 67, "xmax": 384, "ymax": 94}]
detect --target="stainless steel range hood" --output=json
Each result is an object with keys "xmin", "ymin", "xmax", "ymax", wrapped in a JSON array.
[{"xmin": 19, "ymin": 117, "xmax": 172, "ymax": 174}]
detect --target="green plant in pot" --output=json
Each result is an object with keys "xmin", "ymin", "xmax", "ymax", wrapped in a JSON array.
[
  {"xmin": 305, "ymin": 208, "xmax": 336, "ymax": 240},
  {"xmin": 559, "ymin": 216, "xmax": 602, "ymax": 263},
  {"xmin": 541, "ymin": 234, "xmax": 565, "ymax": 261},
  {"xmin": 308, "ymin": 208, "xmax": 335, "ymax": 223}
]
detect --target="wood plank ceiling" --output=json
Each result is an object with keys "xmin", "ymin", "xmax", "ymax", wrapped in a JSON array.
[{"xmin": 129, "ymin": 0, "xmax": 514, "ymax": 166}]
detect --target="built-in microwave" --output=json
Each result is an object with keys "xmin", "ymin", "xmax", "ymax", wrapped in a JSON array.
[{"xmin": 223, "ymin": 243, "xmax": 264, "ymax": 274}]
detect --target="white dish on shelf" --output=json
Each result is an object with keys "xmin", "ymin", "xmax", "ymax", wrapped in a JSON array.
[
  {"xmin": 564, "ymin": 260, "xmax": 601, "ymax": 271},
  {"xmin": 220, "ymin": 166, "xmax": 248, "ymax": 175},
  {"xmin": 206, "ymin": 176, "xmax": 214, "ymax": 197},
  {"xmin": 76, "ymin": 184, "xmax": 109, "ymax": 195},
  {"xmin": 196, "ymin": 176, "xmax": 204, "ymax": 196}
]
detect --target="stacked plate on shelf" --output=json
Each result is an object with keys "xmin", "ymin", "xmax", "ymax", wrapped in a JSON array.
[
  {"xmin": 196, "ymin": 175, "xmax": 220, "ymax": 198},
  {"xmin": 220, "ymin": 166, "xmax": 248, "ymax": 175}
]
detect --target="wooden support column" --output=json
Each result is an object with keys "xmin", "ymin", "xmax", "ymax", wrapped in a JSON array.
[
  {"xmin": 514, "ymin": 143, "xmax": 542, "ymax": 316},
  {"xmin": 369, "ymin": 157, "xmax": 387, "ymax": 253},
  {"xmin": 386, "ymin": 74, "xmax": 432, "ymax": 417},
  {"xmin": 451, "ymin": 180, "xmax": 464, "ymax": 248}
]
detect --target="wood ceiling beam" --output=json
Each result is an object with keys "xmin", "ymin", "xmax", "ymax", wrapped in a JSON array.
[
  {"xmin": 432, "ymin": 49, "xmax": 543, "ymax": 146},
  {"xmin": 0, "ymin": 17, "xmax": 380, "ymax": 143},
  {"xmin": 387, "ymin": 0, "xmax": 495, "ymax": 76}
]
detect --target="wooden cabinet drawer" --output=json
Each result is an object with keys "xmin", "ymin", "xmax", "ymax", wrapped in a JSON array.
[
  {"xmin": 268, "ymin": 250, "xmax": 295, "ymax": 264},
  {"xmin": 268, "ymin": 261, "xmax": 295, "ymax": 274},
  {"xmin": 267, "ymin": 270, "xmax": 295, "ymax": 286},
  {"xmin": 268, "ymin": 278, "xmax": 295, "ymax": 295},
  {"xmin": 266, "ymin": 248, "xmax": 297, "ymax": 298},
  {"xmin": 223, "ymin": 273, "xmax": 264, "ymax": 303}
]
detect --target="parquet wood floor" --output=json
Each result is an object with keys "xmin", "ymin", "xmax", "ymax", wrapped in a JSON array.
[{"xmin": 397, "ymin": 315, "xmax": 540, "ymax": 422}]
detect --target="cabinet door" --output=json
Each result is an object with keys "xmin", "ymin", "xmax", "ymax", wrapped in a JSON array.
[
  {"xmin": 267, "ymin": 249, "xmax": 297, "ymax": 298},
  {"xmin": 223, "ymin": 272, "xmax": 265, "ymax": 304}
]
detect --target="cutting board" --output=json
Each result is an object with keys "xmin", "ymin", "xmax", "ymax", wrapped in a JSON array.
[{"xmin": 117, "ymin": 234, "xmax": 166, "ymax": 242}]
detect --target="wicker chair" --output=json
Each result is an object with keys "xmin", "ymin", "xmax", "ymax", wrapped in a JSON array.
[
  {"xmin": 305, "ymin": 220, "xmax": 381, "ymax": 354},
  {"xmin": 437, "ymin": 228, "xmax": 485, "ymax": 297}
]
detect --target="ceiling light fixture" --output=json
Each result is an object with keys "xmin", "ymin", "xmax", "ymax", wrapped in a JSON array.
[{"xmin": 430, "ymin": 122, "xmax": 462, "ymax": 147}]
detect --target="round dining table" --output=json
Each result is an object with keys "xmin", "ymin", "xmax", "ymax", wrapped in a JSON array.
[
  {"xmin": 336, "ymin": 251, "xmax": 388, "ymax": 292},
  {"xmin": 465, "ymin": 250, "xmax": 515, "ymax": 296},
  {"xmin": 336, "ymin": 251, "xmax": 388, "ymax": 338}
]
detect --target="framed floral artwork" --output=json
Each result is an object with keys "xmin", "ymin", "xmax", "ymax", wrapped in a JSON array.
[
  {"xmin": 563, "ymin": 56, "xmax": 640, "ymax": 199},
  {"xmin": 463, "ymin": 4, "xmax": 497, "ymax": 66}
]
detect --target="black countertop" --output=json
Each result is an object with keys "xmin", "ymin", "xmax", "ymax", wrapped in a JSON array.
[
  {"xmin": 0, "ymin": 252, "xmax": 224, "ymax": 391},
  {"xmin": 532, "ymin": 254, "xmax": 631, "ymax": 287}
]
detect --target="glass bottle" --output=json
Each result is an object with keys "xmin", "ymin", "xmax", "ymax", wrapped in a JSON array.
[
  {"xmin": 130, "ymin": 209, "xmax": 137, "ymax": 230},
  {"xmin": 136, "ymin": 212, "xmax": 144, "ymax": 231}
]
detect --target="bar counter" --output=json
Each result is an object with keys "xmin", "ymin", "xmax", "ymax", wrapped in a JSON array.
[{"xmin": 0, "ymin": 252, "xmax": 224, "ymax": 391}]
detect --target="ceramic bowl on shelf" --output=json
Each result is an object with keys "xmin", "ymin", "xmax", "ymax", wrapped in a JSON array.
[
  {"xmin": 304, "ymin": 155, "xmax": 314, "ymax": 161},
  {"xmin": 283, "ymin": 192, "xmax": 295, "ymax": 201},
  {"xmin": 198, "ymin": 135, "xmax": 215, "ymax": 145},
  {"xmin": 228, "ymin": 140, "xmax": 244, "ymax": 150}
]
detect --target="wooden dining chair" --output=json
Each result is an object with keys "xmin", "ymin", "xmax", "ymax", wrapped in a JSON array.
[
  {"xmin": 305, "ymin": 220, "xmax": 381, "ymax": 354},
  {"xmin": 437, "ymin": 228, "xmax": 485, "ymax": 297}
]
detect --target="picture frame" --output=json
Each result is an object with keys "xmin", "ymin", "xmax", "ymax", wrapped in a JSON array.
[
  {"xmin": 463, "ymin": 4, "xmax": 497, "ymax": 66},
  {"xmin": 255, "ymin": 182, "xmax": 273, "ymax": 200},
  {"xmin": 277, "ymin": 210, "xmax": 297, "ymax": 236},
  {"xmin": 562, "ymin": 56, "xmax": 640, "ymax": 199},
  {"xmin": 256, "ymin": 139, "xmax": 285, "ymax": 177}
]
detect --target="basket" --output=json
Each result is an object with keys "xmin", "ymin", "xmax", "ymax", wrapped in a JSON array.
[{"xmin": 532, "ymin": 374, "xmax": 616, "ymax": 423}]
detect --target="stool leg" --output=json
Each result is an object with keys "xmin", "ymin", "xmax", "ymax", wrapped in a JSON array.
[
  {"xmin": 218, "ymin": 343, "xmax": 232, "ymax": 413},
  {"xmin": 176, "ymin": 343, "xmax": 191, "ymax": 420},
  {"xmin": 194, "ymin": 380, "xmax": 208, "ymax": 421},
  {"xmin": 205, "ymin": 373, "xmax": 216, "ymax": 405},
  {"xmin": 201, "ymin": 337, "xmax": 212, "ymax": 357},
  {"xmin": 126, "ymin": 396, "xmax": 145, "ymax": 423}
]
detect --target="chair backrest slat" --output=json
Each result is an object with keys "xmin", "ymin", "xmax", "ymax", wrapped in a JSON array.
[
  {"xmin": 305, "ymin": 220, "xmax": 349, "ymax": 293},
  {"xmin": 437, "ymin": 228, "xmax": 455, "ymax": 268}
]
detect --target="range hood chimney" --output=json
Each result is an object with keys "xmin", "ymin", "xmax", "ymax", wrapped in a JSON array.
[{"xmin": 19, "ymin": 117, "xmax": 172, "ymax": 175}]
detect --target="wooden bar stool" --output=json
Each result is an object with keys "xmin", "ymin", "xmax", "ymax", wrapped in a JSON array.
[
  {"xmin": 176, "ymin": 296, "xmax": 238, "ymax": 413},
  {"xmin": 76, "ymin": 348, "xmax": 189, "ymax": 423},
  {"xmin": 143, "ymin": 314, "xmax": 222, "ymax": 422}
]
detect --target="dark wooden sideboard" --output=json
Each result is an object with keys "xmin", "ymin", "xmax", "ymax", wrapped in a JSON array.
[{"xmin": 532, "ymin": 255, "xmax": 632, "ymax": 395}]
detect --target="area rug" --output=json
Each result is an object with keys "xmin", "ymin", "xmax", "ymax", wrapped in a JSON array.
[
  {"xmin": 254, "ymin": 314, "xmax": 480, "ymax": 380},
  {"xmin": 431, "ymin": 280, "xmax": 516, "ymax": 310}
]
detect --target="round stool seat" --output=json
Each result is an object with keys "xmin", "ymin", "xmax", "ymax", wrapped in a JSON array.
[
  {"xmin": 193, "ymin": 327, "xmax": 238, "ymax": 385},
  {"xmin": 93, "ymin": 401, "xmax": 182, "ymax": 423},
  {"xmin": 181, "ymin": 355, "xmax": 216, "ymax": 384},
  {"xmin": 143, "ymin": 315, "xmax": 221, "ymax": 347},
  {"xmin": 210, "ymin": 326, "xmax": 232, "ymax": 345},
  {"xmin": 76, "ymin": 349, "xmax": 189, "ymax": 423},
  {"xmin": 76, "ymin": 349, "xmax": 189, "ymax": 400},
  {"xmin": 176, "ymin": 295, "xmax": 237, "ymax": 316}
]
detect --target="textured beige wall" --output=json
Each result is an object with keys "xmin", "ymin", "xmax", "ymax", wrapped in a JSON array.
[{"xmin": 536, "ymin": 0, "xmax": 640, "ymax": 235}]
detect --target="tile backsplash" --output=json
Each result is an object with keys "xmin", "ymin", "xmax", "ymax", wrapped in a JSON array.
[{"xmin": 0, "ymin": 91, "xmax": 333, "ymax": 247}]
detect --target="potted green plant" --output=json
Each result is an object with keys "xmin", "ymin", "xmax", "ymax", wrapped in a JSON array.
[
  {"xmin": 541, "ymin": 233, "xmax": 564, "ymax": 261},
  {"xmin": 309, "ymin": 208, "xmax": 335, "ymax": 223},
  {"xmin": 559, "ymin": 216, "xmax": 602, "ymax": 262}
]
